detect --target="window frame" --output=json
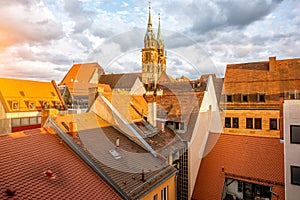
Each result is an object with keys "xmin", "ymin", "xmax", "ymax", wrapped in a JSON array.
[
  {"xmin": 257, "ymin": 93, "xmax": 266, "ymax": 103},
  {"xmin": 246, "ymin": 118, "xmax": 253, "ymax": 129},
  {"xmin": 226, "ymin": 94, "xmax": 233, "ymax": 103},
  {"xmin": 290, "ymin": 125, "xmax": 300, "ymax": 144},
  {"xmin": 241, "ymin": 93, "xmax": 249, "ymax": 103},
  {"xmin": 161, "ymin": 186, "xmax": 168, "ymax": 200},
  {"xmin": 291, "ymin": 165, "xmax": 300, "ymax": 186},
  {"xmin": 225, "ymin": 117, "xmax": 231, "ymax": 128},
  {"xmin": 270, "ymin": 118, "xmax": 277, "ymax": 130},
  {"xmin": 232, "ymin": 117, "xmax": 239, "ymax": 128},
  {"xmin": 254, "ymin": 118, "xmax": 262, "ymax": 129},
  {"xmin": 12, "ymin": 101, "xmax": 19, "ymax": 111}
]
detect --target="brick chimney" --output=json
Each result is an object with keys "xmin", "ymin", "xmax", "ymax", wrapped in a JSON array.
[
  {"xmin": 69, "ymin": 121, "xmax": 78, "ymax": 138},
  {"xmin": 269, "ymin": 56, "xmax": 277, "ymax": 72}
]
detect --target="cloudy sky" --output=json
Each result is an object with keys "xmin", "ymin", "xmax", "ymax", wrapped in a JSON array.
[{"xmin": 0, "ymin": 0, "xmax": 299, "ymax": 82}]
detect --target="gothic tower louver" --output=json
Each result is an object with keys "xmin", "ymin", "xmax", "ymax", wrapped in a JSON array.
[{"xmin": 142, "ymin": 3, "xmax": 166, "ymax": 86}]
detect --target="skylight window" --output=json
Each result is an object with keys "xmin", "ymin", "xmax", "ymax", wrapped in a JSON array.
[{"xmin": 109, "ymin": 149, "xmax": 121, "ymax": 159}]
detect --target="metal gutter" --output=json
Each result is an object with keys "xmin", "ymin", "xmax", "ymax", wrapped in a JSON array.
[
  {"xmin": 135, "ymin": 167, "xmax": 178, "ymax": 199},
  {"xmin": 44, "ymin": 117, "xmax": 131, "ymax": 200}
]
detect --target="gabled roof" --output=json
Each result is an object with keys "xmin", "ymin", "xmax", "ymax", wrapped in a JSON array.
[
  {"xmin": 158, "ymin": 71, "xmax": 172, "ymax": 83},
  {"xmin": 0, "ymin": 128, "xmax": 122, "ymax": 199},
  {"xmin": 59, "ymin": 63, "xmax": 104, "ymax": 96},
  {"xmin": 192, "ymin": 133, "xmax": 284, "ymax": 200},
  {"xmin": 99, "ymin": 73, "xmax": 142, "ymax": 90},
  {"xmin": 0, "ymin": 78, "xmax": 65, "ymax": 112},
  {"xmin": 53, "ymin": 112, "xmax": 177, "ymax": 199}
]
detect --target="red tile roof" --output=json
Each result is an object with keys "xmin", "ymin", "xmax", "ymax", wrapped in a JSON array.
[
  {"xmin": 59, "ymin": 63, "xmax": 104, "ymax": 97},
  {"xmin": 192, "ymin": 133, "xmax": 284, "ymax": 200},
  {"xmin": 0, "ymin": 128, "xmax": 122, "ymax": 199}
]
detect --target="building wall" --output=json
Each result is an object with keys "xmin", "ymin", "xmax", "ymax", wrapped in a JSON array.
[
  {"xmin": 140, "ymin": 173, "xmax": 176, "ymax": 200},
  {"xmin": 284, "ymin": 100, "xmax": 300, "ymax": 200},
  {"xmin": 0, "ymin": 101, "xmax": 11, "ymax": 134},
  {"xmin": 223, "ymin": 110, "xmax": 280, "ymax": 138}
]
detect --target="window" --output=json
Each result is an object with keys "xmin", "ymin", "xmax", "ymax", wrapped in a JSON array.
[
  {"xmin": 226, "ymin": 94, "xmax": 233, "ymax": 103},
  {"xmin": 12, "ymin": 102, "xmax": 19, "ymax": 110},
  {"xmin": 29, "ymin": 117, "xmax": 38, "ymax": 125},
  {"xmin": 291, "ymin": 125, "xmax": 300, "ymax": 144},
  {"xmin": 233, "ymin": 118, "xmax": 239, "ymax": 128},
  {"xmin": 270, "ymin": 119, "xmax": 277, "ymax": 130},
  {"xmin": 291, "ymin": 166, "xmax": 300, "ymax": 185},
  {"xmin": 255, "ymin": 118, "xmax": 262, "ymax": 129},
  {"xmin": 258, "ymin": 93, "xmax": 266, "ymax": 102},
  {"xmin": 161, "ymin": 186, "xmax": 168, "ymax": 200},
  {"xmin": 246, "ymin": 118, "xmax": 253, "ymax": 129},
  {"xmin": 175, "ymin": 122, "xmax": 184, "ymax": 130},
  {"xmin": 242, "ymin": 94, "xmax": 248, "ymax": 102},
  {"xmin": 225, "ymin": 117, "xmax": 231, "ymax": 128},
  {"xmin": 238, "ymin": 180, "xmax": 243, "ymax": 192},
  {"xmin": 28, "ymin": 102, "xmax": 35, "ymax": 110},
  {"xmin": 153, "ymin": 194, "xmax": 158, "ymax": 200}
]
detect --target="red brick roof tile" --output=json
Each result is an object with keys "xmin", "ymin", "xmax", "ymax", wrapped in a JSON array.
[
  {"xmin": 0, "ymin": 128, "xmax": 122, "ymax": 199},
  {"xmin": 192, "ymin": 133, "xmax": 284, "ymax": 200}
]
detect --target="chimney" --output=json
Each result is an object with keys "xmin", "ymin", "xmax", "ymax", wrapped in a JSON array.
[
  {"xmin": 41, "ymin": 109, "xmax": 58, "ymax": 126},
  {"xmin": 69, "ymin": 121, "xmax": 78, "ymax": 138},
  {"xmin": 116, "ymin": 137, "xmax": 120, "ymax": 147},
  {"xmin": 148, "ymin": 102, "xmax": 157, "ymax": 127},
  {"xmin": 269, "ymin": 56, "xmax": 276, "ymax": 72}
]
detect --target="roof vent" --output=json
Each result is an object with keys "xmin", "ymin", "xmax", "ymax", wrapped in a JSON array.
[
  {"xmin": 141, "ymin": 169, "xmax": 145, "ymax": 182},
  {"xmin": 44, "ymin": 170, "xmax": 56, "ymax": 179},
  {"xmin": 5, "ymin": 187, "xmax": 16, "ymax": 196},
  {"xmin": 109, "ymin": 149, "xmax": 121, "ymax": 159}
]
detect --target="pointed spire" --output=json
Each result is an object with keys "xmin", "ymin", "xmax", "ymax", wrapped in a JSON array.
[
  {"xmin": 157, "ymin": 13, "xmax": 164, "ymax": 47},
  {"xmin": 147, "ymin": 1, "xmax": 152, "ymax": 30},
  {"xmin": 157, "ymin": 13, "xmax": 162, "ymax": 41}
]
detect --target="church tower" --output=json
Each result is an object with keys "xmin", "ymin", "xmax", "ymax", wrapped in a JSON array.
[{"xmin": 142, "ymin": 3, "xmax": 166, "ymax": 86}]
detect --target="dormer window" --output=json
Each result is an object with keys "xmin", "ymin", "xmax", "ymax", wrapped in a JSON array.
[
  {"xmin": 257, "ymin": 93, "xmax": 266, "ymax": 103},
  {"xmin": 43, "ymin": 102, "xmax": 49, "ymax": 109},
  {"xmin": 12, "ymin": 101, "xmax": 19, "ymax": 111},
  {"xmin": 28, "ymin": 102, "xmax": 35, "ymax": 110},
  {"xmin": 226, "ymin": 94, "xmax": 233, "ymax": 103},
  {"xmin": 242, "ymin": 94, "xmax": 249, "ymax": 103}
]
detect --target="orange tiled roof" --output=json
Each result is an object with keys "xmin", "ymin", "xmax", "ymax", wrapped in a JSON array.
[
  {"xmin": 59, "ymin": 63, "xmax": 104, "ymax": 96},
  {"xmin": 0, "ymin": 128, "xmax": 122, "ymax": 199},
  {"xmin": 0, "ymin": 78, "xmax": 65, "ymax": 112},
  {"xmin": 99, "ymin": 73, "xmax": 142, "ymax": 90},
  {"xmin": 192, "ymin": 133, "xmax": 284, "ymax": 200}
]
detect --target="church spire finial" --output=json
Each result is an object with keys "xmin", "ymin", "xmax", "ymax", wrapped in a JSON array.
[{"xmin": 148, "ymin": 1, "xmax": 152, "ymax": 28}]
